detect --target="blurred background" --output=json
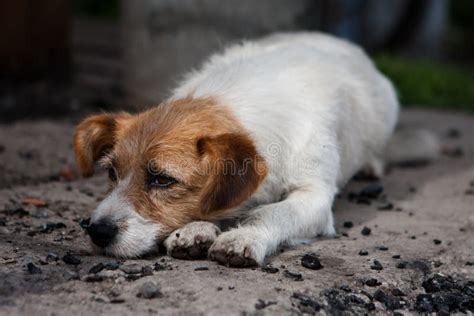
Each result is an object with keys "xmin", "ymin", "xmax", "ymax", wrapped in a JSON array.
[{"xmin": 0, "ymin": 0, "xmax": 473, "ymax": 122}]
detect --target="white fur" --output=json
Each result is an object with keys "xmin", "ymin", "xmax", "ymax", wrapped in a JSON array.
[
  {"xmin": 91, "ymin": 176, "xmax": 162, "ymax": 257},
  {"xmin": 172, "ymin": 32, "xmax": 399, "ymax": 264}
]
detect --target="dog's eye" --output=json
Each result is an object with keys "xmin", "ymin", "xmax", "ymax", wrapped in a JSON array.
[
  {"xmin": 108, "ymin": 167, "xmax": 117, "ymax": 182},
  {"xmin": 148, "ymin": 174, "xmax": 176, "ymax": 189}
]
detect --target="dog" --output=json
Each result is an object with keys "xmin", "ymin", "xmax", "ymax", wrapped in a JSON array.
[{"xmin": 74, "ymin": 32, "xmax": 405, "ymax": 266}]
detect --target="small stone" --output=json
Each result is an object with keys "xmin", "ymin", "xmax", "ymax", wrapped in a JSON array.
[
  {"xmin": 359, "ymin": 250, "xmax": 369, "ymax": 256},
  {"xmin": 392, "ymin": 255, "xmax": 401, "ymax": 259},
  {"xmin": 62, "ymin": 252, "xmax": 81, "ymax": 265},
  {"xmin": 284, "ymin": 270, "xmax": 303, "ymax": 281},
  {"xmin": 26, "ymin": 262, "xmax": 42, "ymax": 274},
  {"xmin": 396, "ymin": 261, "xmax": 407, "ymax": 269},
  {"xmin": 292, "ymin": 292, "xmax": 321, "ymax": 313},
  {"xmin": 378, "ymin": 246, "xmax": 389, "ymax": 251},
  {"xmin": 46, "ymin": 252, "xmax": 59, "ymax": 262},
  {"xmin": 365, "ymin": 278, "xmax": 381, "ymax": 287},
  {"xmin": 446, "ymin": 128, "xmax": 461, "ymax": 139},
  {"xmin": 391, "ymin": 288, "xmax": 405, "ymax": 296},
  {"xmin": 194, "ymin": 266, "xmax": 209, "ymax": 271},
  {"xmin": 121, "ymin": 264, "xmax": 142, "ymax": 274},
  {"xmin": 301, "ymin": 253, "xmax": 323, "ymax": 270},
  {"xmin": 141, "ymin": 265, "xmax": 154, "ymax": 276},
  {"xmin": 255, "ymin": 299, "xmax": 277, "ymax": 310},
  {"xmin": 359, "ymin": 183, "xmax": 384, "ymax": 199},
  {"xmin": 228, "ymin": 285, "xmax": 235, "ymax": 290},
  {"xmin": 105, "ymin": 261, "xmax": 120, "ymax": 270},
  {"xmin": 377, "ymin": 202, "xmax": 394, "ymax": 211},
  {"xmin": 433, "ymin": 239, "xmax": 442, "ymax": 245},
  {"xmin": 89, "ymin": 263, "xmax": 106, "ymax": 274},
  {"xmin": 343, "ymin": 221, "xmax": 353, "ymax": 228},
  {"xmin": 371, "ymin": 260, "xmax": 383, "ymax": 271},
  {"xmin": 137, "ymin": 282, "xmax": 162, "ymax": 299},
  {"xmin": 361, "ymin": 227, "xmax": 372, "ymax": 236},
  {"xmin": 262, "ymin": 264, "xmax": 279, "ymax": 273}
]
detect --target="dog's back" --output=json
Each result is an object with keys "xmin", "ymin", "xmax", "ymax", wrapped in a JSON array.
[{"xmin": 173, "ymin": 32, "xmax": 399, "ymax": 192}]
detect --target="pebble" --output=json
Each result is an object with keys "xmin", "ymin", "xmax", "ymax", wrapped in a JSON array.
[
  {"xmin": 361, "ymin": 227, "xmax": 372, "ymax": 236},
  {"xmin": 359, "ymin": 250, "xmax": 369, "ymax": 256},
  {"xmin": 39, "ymin": 222, "xmax": 66, "ymax": 234},
  {"xmin": 301, "ymin": 253, "xmax": 323, "ymax": 270},
  {"xmin": 121, "ymin": 264, "xmax": 142, "ymax": 274},
  {"xmin": 292, "ymin": 292, "xmax": 322, "ymax": 313},
  {"xmin": 89, "ymin": 263, "xmax": 106, "ymax": 274},
  {"xmin": 137, "ymin": 282, "xmax": 162, "ymax": 299},
  {"xmin": 194, "ymin": 266, "xmax": 209, "ymax": 271},
  {"xmin": 392, "ymin": 255, "xmax": 401, "ymax": 259},
  {"xmin": 365, "ymin": 278, "xmax": 381, "ymax": 287},
  {"xmin": 371, "ymin": 260, "xmax": 383, "ymax": 271},
  {"xmin": 105, "ymin": 261, "xmax": 120, "ymax": 270},
  {"xmin": 255, "ymin": 299, "xmax": 277, "ymax": 310},
  {"xmin": 377, "ymin": 202, "xmax": 394, "ymax": 211},
  {"xmin": 343, "ymin": 221, "xmax": 353, "ymax": 228},
  {"xmin": 433, "ymin": 239, "xmax": 442, "ymax": 245},
  {"xmin": 141, "ymin": 265, "xmax": 154, "ymax": 275},
  {"xmin": 262, "ymin": 264, "xmax": 279, "ymax": 273},
  {"xmin": 284, "ymin": 270, "xmax": 303, "ymax": 281},
  {"xmin": 62, "ymin": 252, "xmax": 81, "ymax": 265},
  {"xmin": 396, "ymin": 261, "xmax": 407, "ymax": 269},
  {"xmin": 27, "ymin": 262, "xmax": 42, "ymax": 274}
]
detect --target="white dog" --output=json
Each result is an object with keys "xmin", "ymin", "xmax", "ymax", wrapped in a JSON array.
[{"xmin": 74, "ymin": 32, "xmax": 403, "ymax": 266}]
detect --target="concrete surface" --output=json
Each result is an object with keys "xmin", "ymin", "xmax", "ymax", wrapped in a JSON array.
[{"xmin": 0, "ymin": 109, "xmax": 473, "ymax": 315}]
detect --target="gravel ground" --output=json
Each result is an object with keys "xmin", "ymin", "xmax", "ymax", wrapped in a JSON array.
[{"xmin": 0, "ymin": 109, "xmax": 473, "ymax": 315}]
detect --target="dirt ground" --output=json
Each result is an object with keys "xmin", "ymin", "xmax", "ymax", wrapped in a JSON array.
[{"xmin": 0, "ymin": 109, "xmax": 473, "ymax": 315}]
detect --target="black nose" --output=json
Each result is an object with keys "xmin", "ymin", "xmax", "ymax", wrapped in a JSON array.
[{"xmin": 87, "ymin": 221, "xmax": 118, "ymax": 248}]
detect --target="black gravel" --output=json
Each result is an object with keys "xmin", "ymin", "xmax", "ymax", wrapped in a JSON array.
[
  {"xmin": 284, "ymin": 270, "xmax": 303, "ymax": 281},
  {"xmin": 26, "ymin": 262, "xmax": 42, "ymax": 274},
  {"xmin": 62, "ymin": 252, "xmax": 81, "ymax": 265},
  {"xmin": 361, "ymin": 227, "xmax": 372, "ymax": 236},
  {"xmin": 370, "ymin": 260, "xmax": 383, "ymax": 271},
  {"xmin": 292, "ymin": 292, "xmax": 322, "ymax": 313},
  {"xmin": 194, "ymin": 266, "xmax": 209, "ymax": 271},
  {"xmin": 365, "ymin": 278, "xmax": 381, "ymax": 287},
  {"xmin": 343, "ymin": 221, "xmax": 353, "ymax": 228},
  {"xmin": 255, "ymin": 299, "xmax": 277, "ymax": 310},
  {"xmin": 262, "ymin": 264, "xmax": 279, "ymax": 273},
  {"xmin": 301, "ymin": 253, "xmax": 323, "ymax": 270},
  {"xmin": 89, "ymin": 263, "xmax": 105, "ymax": 274}
]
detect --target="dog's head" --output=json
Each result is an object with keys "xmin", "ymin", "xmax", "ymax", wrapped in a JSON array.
[{"xmin": 74, "ymin": 97, "xmax": 267, "ymax": 257}]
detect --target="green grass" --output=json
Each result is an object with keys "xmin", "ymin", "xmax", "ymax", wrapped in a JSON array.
[{"xmin": 375, "ymin": 55, "xmax": 474, "ymax": 112}]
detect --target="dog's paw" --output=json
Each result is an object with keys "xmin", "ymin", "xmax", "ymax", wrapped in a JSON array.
[
  {"xmin": 209, "ymin": 228, "xmax": 266, "ymax": 267},
  {"xmin": 164, "ymin": 221, "xmax": 220, "ymax": 260}
]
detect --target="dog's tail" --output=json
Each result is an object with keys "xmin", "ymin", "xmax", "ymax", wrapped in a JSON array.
[{"xmin": 384, "ymin": 128, "xmax": 441, "ymax": 167}]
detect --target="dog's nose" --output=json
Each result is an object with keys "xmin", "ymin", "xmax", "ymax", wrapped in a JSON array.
[{"xmin": 87, "ymin": 220, "xmax": 118, "ymax": 248}]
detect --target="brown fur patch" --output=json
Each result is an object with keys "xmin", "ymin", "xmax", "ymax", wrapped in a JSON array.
[{"xmin": 74, "ymin": 97, "xmax": 268, "ymax": 234}]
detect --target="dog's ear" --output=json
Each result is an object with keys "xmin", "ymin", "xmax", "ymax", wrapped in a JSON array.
[
  {"xmin": 73, "ymin": 112, "xmax": 129, "ymax": 177},
  {"xmin": 197, "ymin": 133, "xmax": 267, "ymax": 213}
]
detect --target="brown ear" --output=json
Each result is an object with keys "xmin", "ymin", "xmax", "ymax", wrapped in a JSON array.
[
  {"xmin": 73, "ymin": 113, "xmax": 128, "ymax": 177},
  {"xmin": 197, "ymin": 133, "xmax": 268, "ymax": 213}
]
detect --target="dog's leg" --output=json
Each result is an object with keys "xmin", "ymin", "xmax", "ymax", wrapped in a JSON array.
[
  {"xmin": 209, "ymin": 184, "xmax": 337, "ymax": 267},
  {"xmin": 164, "ymin": 221, "xmax": 221, "ymax": 260}
]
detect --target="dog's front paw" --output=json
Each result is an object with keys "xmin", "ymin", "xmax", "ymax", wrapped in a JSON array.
[
  {"xmin": 209, "ymin": 228, "xmax": 266, "ymax": 267},
  {"xmin": 164, "ymin": 221, "xmax": 220, "ymax": 260}
]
